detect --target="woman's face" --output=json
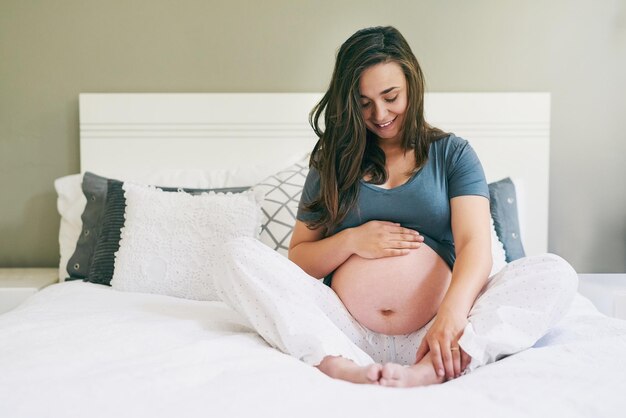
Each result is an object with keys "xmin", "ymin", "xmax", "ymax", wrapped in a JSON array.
[{"xmin": 358, "ymin": 61, "xmax": 408, "ymax": 145}]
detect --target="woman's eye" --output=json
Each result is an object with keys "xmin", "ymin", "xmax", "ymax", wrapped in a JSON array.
[
  {"xmin": 385, "ymin": 96, "xmax": 398, "ymax": 103},
  {"xmin": 360, "ymin": 102, "xmax": 371, "ymax": 108}
]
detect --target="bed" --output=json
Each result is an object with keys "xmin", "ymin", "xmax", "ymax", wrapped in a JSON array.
[{"xmin": 2, "ymin": 93, "xmax": 626, "ymax": 418}]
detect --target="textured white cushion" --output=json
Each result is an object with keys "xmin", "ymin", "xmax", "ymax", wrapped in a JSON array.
[{"xmin": 110, "ymin": 183, "xmax": 262, "ymax": 301}]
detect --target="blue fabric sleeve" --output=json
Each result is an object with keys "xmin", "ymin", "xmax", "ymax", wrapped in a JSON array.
[
  {"xmin": 296, "ymin": 167, "xmax": 321, "ymax": 223},
  {"xmin": 446, "ymin": 138, "xmax": 490, "ymax": 200}
]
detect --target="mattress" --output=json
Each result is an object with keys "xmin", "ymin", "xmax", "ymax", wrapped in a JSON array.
[{"xmin": 1, "ymin": 281, "xmax": 626, "ymax": 418}]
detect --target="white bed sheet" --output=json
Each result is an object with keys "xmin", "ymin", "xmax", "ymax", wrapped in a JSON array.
[{"xmin": 1, "ymin": 281, "xmax": 626, "ymax": 418}]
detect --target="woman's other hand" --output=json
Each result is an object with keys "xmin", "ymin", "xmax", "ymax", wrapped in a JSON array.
[
  {"xmin": 414, "ymin": 308, "xmax": 471, "ymax": 380},
  {"xmin": 350, "ymin": 220, "xmax": 423, "ymax": 259}
]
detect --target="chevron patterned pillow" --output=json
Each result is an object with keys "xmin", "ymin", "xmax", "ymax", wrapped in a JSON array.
[{"xmin": 253, "ymin": 154, "xmax": 309, "ymax": 256}]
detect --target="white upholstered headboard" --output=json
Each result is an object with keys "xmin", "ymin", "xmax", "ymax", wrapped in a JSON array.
[{"xmin": 79, "ymin": 92, "xmax": 550, "ymax": 256}]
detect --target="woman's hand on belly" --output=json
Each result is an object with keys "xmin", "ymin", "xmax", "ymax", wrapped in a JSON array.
[
  {"xmin": 347, "ymin": 220, "xmax": 424, "ymax": 259},
  {"xmin": 331, "ymin": 244, "xmax": 452, "ymax": 335}
]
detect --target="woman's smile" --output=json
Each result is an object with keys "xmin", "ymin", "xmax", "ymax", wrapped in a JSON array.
[{"xmin": 374, "ymin": 115, "xmax": 398, "ymax": 129}]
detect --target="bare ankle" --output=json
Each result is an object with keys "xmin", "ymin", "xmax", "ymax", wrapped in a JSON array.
[
  {"xmin": 379, "ymin": 353, "xmax": 447, "ymax": 388},
  {"xmin": 316, "ymin": 355, "xmax": 350, "ymax": 378},
  {"xmin": 316, "ymin": 355, "xmax": 382, "ymax": 385}
]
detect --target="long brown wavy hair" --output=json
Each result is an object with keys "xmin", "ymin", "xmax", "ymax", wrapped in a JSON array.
[{"xmin": 305, "ymin": 26, "xmax": 448, "ymax": 233}]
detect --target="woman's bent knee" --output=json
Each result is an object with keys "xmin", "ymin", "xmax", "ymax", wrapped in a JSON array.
[
  {"xmin": 506, "ymin": 253, "xmax": 578, "ymax": 299},
  {"xmin": 544, "ymin": 253, "xmax": 578, "ymax": 289},
  {"xmin": 528, "ymin": 254, "xmax": 579, "ymax": 312}
]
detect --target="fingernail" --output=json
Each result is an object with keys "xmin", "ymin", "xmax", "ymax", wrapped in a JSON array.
[{"xmin": 438, "ymin": 369, "xmax": 444, "ymax": 376}]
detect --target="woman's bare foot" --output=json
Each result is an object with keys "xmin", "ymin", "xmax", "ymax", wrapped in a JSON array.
[
  {"xmin": 379, "ymin": 352, "xmax": 447, "ymax": 387},
  {"xmin": 316, "ymin": 355, "xmax": 383, "ymax": 384}
]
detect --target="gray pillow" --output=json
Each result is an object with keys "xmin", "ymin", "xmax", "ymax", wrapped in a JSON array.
[
  {"xmin": 66, "ymin": 172, "xmax": 248, "ymax": 285},
  {"xmin": 65, "ymin": 173, "xmax": 108, "ymax": 281},
  {"xmin": 488, "ymin": 177, "xmax": 525, "ymax": 262}
]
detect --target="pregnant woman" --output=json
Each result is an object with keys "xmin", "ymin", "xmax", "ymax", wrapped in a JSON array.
[{"xmin": 214, "ymin": 26, "xmax": 577, "ymax": 387}]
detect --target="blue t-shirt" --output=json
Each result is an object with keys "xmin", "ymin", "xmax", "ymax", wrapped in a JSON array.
[{"xmin": 296, "ymin": 134, "xmax": 489, "ymax": 284}]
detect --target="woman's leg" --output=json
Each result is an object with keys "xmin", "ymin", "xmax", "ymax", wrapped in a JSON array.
[
  {"xmin": 375, "ymin": 254, "xmax": 577, "ymax": 387},
  {"xmin": 213, "ymin": 237, "xmax": 381, "ymax": 382},
  {"xmin": 458, "ymin": 253, "xmax": 578, "ymax": 372}
]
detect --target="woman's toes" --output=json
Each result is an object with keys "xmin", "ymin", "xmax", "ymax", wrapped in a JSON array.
[
  {"xmin": 381, "ymin": 362, "xmax": 402, "ymax": 381},
  {"xmin": 380, "ymin": 363, "xmax": 410, "ymax": 386},
  {"xmin": 366, "ymin": 364, "xmax": 383, "ymax": 382}
]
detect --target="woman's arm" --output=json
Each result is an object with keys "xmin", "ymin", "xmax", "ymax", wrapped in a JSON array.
[
  {"xmin": 288, "ymin": 221, "xmax": 352, "ymax": 279},
  {"xmin": 440, "ymin": 195, "xmax": 493, "ymax": 318},
  {"xmin": 288, "ymin": 220, "xmax": 424, "ymax": 280},
  {"xmin": 414, "ymin": 195, "xmax": 492, "ymax": 379}
]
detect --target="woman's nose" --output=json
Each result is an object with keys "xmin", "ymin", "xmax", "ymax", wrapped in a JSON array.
[{"xmin": 373, "ymin": 102, "xmax": 387, "ymax": 121}]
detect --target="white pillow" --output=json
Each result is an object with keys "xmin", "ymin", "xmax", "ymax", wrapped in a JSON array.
[
  {"xmin": 489, "ymin": 217, "xmax": 508, "ymax": 276},
  {"xmin": 53, "ymin": 154, "xmax": 308, "ymax": 281},
  {"xmin": 54, "ymin": 174, "xmax": 86, "ymax": 281},
  {"xmin": 110, "ymin": 183, "xmax": 263, "ymax": 301}
]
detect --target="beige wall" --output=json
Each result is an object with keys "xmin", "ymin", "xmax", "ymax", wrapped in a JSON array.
[{"xmin": 1, "ymin": 0, "xmax": 624, "ymax": 272}]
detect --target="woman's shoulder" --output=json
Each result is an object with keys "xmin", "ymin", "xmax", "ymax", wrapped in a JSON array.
[
  {"xmin": 431, "ymin": 132, "xmax": 468, "ymax": 150},
  {"xmin": 306, "ymin": 164, "xmax": 320, "ymax": 180},
  {"xmin": 430, "ymin": 133, "xmax": 470, "ymax": 159},
  {"xmin": 429, "ymin": 132, "xmax": 482, "ymax": 169}
]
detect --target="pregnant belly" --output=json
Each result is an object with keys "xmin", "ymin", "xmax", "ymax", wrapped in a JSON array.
[{"xmin": 331, "ymin": 245, "xmax": 452, "ymax": 335}]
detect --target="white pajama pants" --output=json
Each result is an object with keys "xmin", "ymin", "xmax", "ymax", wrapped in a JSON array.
[{"xmin": 213, "ymin": 237, "xmax": 578, "ymax": 372}]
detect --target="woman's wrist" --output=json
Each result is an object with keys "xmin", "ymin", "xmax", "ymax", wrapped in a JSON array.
[
  {"xmin": 438, "ymin": 292, "xmax": 473, "ymax": 319},
  {"xmin": 338, "ymin": 227, "xmax": 358, "ymax": 256},
  {"xmin": 438, "ymin": 305, "xmax": 468, "ymax": 321}
]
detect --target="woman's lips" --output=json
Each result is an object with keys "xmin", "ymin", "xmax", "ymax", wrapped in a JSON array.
[{"xmin": 375, "ymin": 116, "xmax": 397, "ymax": 129}]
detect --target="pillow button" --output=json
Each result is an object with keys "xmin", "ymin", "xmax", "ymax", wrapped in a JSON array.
[
  {"xmin": 84, "ymin": 229, "xmax": 90, "ymax": 236},
  {"xmin": 507, "ymin": 197, "xmax": 514, "ymax": 204},
  {"xmin": 91, "ymin": 195, "xmax": 96, "ymax": 201},
  {"xmin": 73, "ymin": 263, "xmax": 80, "ymax": 270},
  {"xmin": 511, "ymin": 232, "xmax": 518, "ymax": 239}
]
